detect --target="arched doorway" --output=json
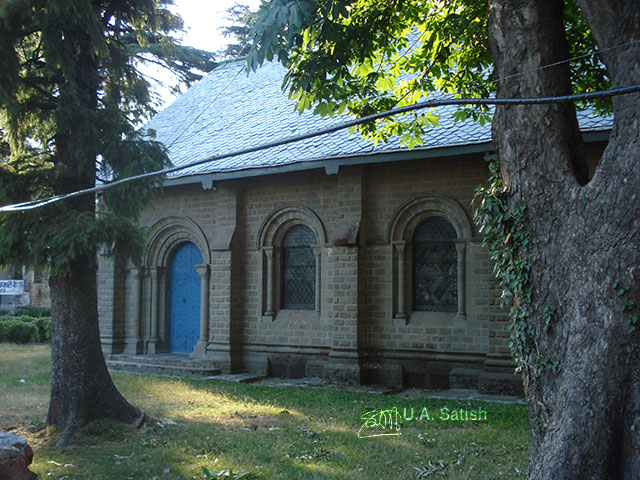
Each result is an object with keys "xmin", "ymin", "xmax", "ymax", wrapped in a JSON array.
[{"xmin": 169, "ymin": 242, "xmax": 203, "ymax": 353}]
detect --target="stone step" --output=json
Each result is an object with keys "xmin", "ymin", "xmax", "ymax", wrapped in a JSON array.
[
  {"xmin": 209, "ymin": 373, "xmax": 267, "ymax": 383},
  {"xmin": 107, "ymin": 359, "xmax": 221, "ymax": 378},
  {"xmin": 108, "ymin": 354, "xmax": 219, "ymax": 368}
]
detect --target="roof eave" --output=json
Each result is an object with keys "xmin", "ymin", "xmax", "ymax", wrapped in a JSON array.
[{"xmin": 162, "ymin": 127, "xmax": 611, "ymax": 189}]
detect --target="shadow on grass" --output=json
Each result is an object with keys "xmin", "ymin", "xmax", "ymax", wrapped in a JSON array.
[
  {"xmin": 1, "ymin": 346, "xmax": 529, "ymax": 480},
  {"xmin": 29, "ymin": 408, "xmax": 529, "ymax": 480},
  {"xmin": 27, "ymin": 374, "xmax": 529, "ymax": 479}
]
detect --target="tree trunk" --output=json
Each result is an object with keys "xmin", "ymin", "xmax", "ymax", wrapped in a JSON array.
[
  {"xmin": 47, "ymin": 253, "xmax": 141, "ymax": 448},
  {"xmin": 41, "ymin": 21, "xmax": 143, "ymax": 448},
  {"xmin": 488, "ymin": 0, "xmax": 640, "ymax": 478}
]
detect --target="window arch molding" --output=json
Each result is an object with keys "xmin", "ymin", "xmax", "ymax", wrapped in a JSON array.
[
  {"xmin": 385, "ymin": 195, "xmax": 472, "ymax": 244},
  {"xmin": 257, "ymin": 206, "xmax": 326, "ymax": 317},
  {"xmin": 145, "ymin": 216, "xmax": 211, "ymax": 268},
  {"xmin": 386, "ymin": 196, "xmax": 472, "ymax": 325},
  {"xmin": 257, "ymin": 205, "xmax": 327, "ymax": 249}
]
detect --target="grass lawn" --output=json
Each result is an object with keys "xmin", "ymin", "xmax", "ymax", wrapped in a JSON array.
[{"xmin": 0, "ymin": 344, "xmax": 530, "ymax": 479}]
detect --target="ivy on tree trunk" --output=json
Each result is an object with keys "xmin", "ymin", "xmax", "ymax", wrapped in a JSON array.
[
  {"xmin": 488, "ymin": 0, "xmax": 640, "ymax": 477},
  {"xmin": 247, "ymin": 0, "xmax": 640, "ymax": 476}
]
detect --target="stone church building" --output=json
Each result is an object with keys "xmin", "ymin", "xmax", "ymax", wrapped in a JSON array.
[{"xmin": 98, "ymin": 58, "xmax": 609, "ymax": 394}]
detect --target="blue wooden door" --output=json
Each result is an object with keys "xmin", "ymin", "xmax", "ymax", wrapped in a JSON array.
[{"xmin": 169, "ymin": 242, "xmax": 203, "ymax": 353}]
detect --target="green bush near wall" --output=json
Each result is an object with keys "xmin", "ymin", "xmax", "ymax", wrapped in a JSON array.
[
  {"xmin": 13, "ymin": 306, "xmax": 51, "ymax": 317},
  {"xmin": 34, "ymin": 317, "xmax": 51, "ymax": 342},
  {"xmin": 0, "ymin": 315, "xmax": 51, "ymax": 343},
  {"xmin": 0, "ymin": 319, "xmax": 39, "ymax": 344}
]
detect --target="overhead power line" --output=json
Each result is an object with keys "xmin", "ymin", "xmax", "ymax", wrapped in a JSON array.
[
  {"xmin": 485, "ymin": 39, "xmax": 640, "ymax": 86},
  {"xmin": 165, "ymin": 64, "xmax": 244, "ymax": 150},
  {"xmin": 1, "ymin": 82, "xmax": 638, "ymax": 214},
  {"xmin": 3, "ymin": 37, "xmax": 637, "ymax": 214}
]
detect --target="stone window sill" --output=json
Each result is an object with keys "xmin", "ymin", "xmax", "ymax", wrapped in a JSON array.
[
  {"xmin": 262, "ymin": 309, "xmax": 320, "ymax": 323},
  {"xmin": 392, "ymin": 311, "xmax": 465, "ymax": 327}
]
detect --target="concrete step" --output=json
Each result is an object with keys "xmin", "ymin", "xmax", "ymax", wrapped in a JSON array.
[
  {"xmin": 108, "ymin": 354, "xmax": 220, "ymax": 368},
  {"xmin": 209, "ymin": 373, "xmax": 267, "ymax": 383},
  {"xmin": 107, "ymin": 359, "xmax": 221, "ymax": 378}
]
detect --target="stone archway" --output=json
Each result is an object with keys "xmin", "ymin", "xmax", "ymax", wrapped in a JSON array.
[
  {"xmin": 257, "ymin": 205, "xmax": 327, "ymax": 316},
  {"xmin": 385, "ymin": 195, "xmax": 473, "ymax": 323},
  {"xmin": 135, "ymin": 217, "xmax": 212, "ymax": 356}
]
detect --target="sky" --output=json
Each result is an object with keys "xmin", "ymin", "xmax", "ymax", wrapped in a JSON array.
[
  {"xmin": 170, "ymin": 0, "xmax": 261, "ymax": 53},
  {"xmin": 150, "ymin": 0, "xmax": 262, "ymax": 108}
]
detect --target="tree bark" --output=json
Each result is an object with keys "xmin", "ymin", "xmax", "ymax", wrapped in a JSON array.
[
  {"xmin": 45, "ymin": 20, "xmax": 142, "ymax": 448},
  {"xmin": 47, "ymin": 253, "xmax": 141, "ymax": 448},
  {"xmin": 488, "ymin": 0, "xmax": 640, "ymax": 478}
]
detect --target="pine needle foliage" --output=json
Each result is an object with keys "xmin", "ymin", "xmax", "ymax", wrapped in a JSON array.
[{"xmin": 0, "ymin": 0, "xmax": 217, "ymax": 276}]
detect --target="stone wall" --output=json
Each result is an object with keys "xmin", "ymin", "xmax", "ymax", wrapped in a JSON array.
[
  {"xmin": 0, "ymin": 268, "xmax": 50, "ymax": 311},
  {"xmin": 98, "ymin": 152, "xmax": 522, "ymax": 393}
]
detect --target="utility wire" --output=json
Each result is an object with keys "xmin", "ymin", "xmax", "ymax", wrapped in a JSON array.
[
  {"xmin": 3, "ymin": 37, "xmax": 637, "ymax": 213},
  {"xmin": 485, "ymin": 39, "xmax": 640, "ymax": 86},
  {"xmin": 165, "ymin": 65, "xmax": 243, "ymax": 150},
  {"xmin": 1, "ymin": 82, "xmax": 639, "ymax": 213}
]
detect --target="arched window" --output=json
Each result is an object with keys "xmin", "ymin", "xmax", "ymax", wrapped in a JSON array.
[
  {"xmin": 282, "ymin": 225, "xmax": 317, "ymax": 310},
  {"xmin": 388, "ymin": 196, "xmax": 470, "ymax": 324},
  {"xmin": 413, "ymin": 217, "xmax": 458, "ymax": 312}
]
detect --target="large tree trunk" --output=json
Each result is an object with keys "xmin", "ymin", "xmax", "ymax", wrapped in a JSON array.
[
  {"xmin": 47, "ymin": 253, "xmax": 141, "ymax": 448},
  {"xmin": 488, "ymin": 0, "xmax": 640, "ymax": 478},
  {"xmin": 45, "ymin": 22, "xmax": 142, "ymax": 447}
]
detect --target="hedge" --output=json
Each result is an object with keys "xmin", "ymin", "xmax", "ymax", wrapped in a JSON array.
[
  {"xmin": 0, "ymin": 315, "xmax": 51, "ymax": 343},
  {"xmin": 0, "ymin": 319, "xmax": 38, "ymax": 344},
  {"xmin": 34, "ymin": 317, "xmax": 51, "ymax": 342},
  {"xmin": 13, "ymin": 306, "xmax": 51, "ymax": 317}
]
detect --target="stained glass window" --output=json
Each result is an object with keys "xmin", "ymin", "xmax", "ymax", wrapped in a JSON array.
[
  {"xmin": 282, "ymin": 225, "xmax": 317, "ymax": 310},
  {"xmin": 413, "ymin": 217, "xmax": 457, "ymax": 312}
]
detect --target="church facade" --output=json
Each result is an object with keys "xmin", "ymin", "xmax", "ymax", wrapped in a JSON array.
[{"xmin": 98, "ymin": 59, "xmax": 609, "ymax": 394}]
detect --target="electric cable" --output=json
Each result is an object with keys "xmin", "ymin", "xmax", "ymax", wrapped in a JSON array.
[
  {"xmin": 2, "ymin": 37, "xmax": 639, "ymax": 213},
  {"xmin": 1, "ymin": 82, "xmax": 638, "ymax": 213},
  {"xmin": 485, "ymin": 39, "xmax": 640, "ymax": 86},
  {"xmin": 164, "ymin": 64, "xmax": 243, "ymax": 150}
]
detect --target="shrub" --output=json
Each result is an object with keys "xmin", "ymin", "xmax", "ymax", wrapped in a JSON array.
[
  {"xmin": 0, "ymin": 319, "xmax": 38, "ymax": 344},
  {"xmin": 34, "ymin": 317, "xmax": 51, "ymax": 342},
  {"xmin": 0, "ymin": 315, "xmax": 51, "ymax": 343},
  {"xmin": 13, "ymin": 306, "xmax": 51, "ymax": 317},
  {"xmin": 10, "ymin": 315, "xmax": 38, "ymax": 324}
]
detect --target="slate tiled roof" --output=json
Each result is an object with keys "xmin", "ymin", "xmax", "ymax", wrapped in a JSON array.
[{"xmin": 146, "ymin": 59, "xmax": 612, "ymax": 179}]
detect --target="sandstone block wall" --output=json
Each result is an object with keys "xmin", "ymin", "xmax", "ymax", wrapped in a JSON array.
[{"xmin": 99, "ymin": 153, "xmax": 521, "ymax": 393}]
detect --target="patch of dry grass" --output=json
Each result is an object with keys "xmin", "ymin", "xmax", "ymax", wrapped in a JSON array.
[{"xmin": 0, "ymin": 344, "xmax": 50, "ymax": 428}]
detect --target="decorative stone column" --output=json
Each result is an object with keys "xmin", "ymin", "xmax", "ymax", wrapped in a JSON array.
[
  {"xmin": 325, "ymin": 166, "xmax": 364, "ymax": 384},
  {"xmin": 263, "ymin": 247, "xmax": 275, "ymax": 317},
  {"xmin": 313, "ymin": 246, "xmax": 322, "ymax": 313},
  {"xmin": 146, "ymin": 266, "xmax": 162, "ymax": 354},
  {"xmin": 123, "ymin": 266, "xmax": 144, "ymax": 355},
  {"xmin": 393, "ymin": 241, "xmax": 408, "ymax": 325},
  {"xmin": 455, "ymin": 241, "xmax": 466, "ymax": 318},
  {"xmin": 192, "ymin": 263, "xmax": 211, "ymax": 359}
]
